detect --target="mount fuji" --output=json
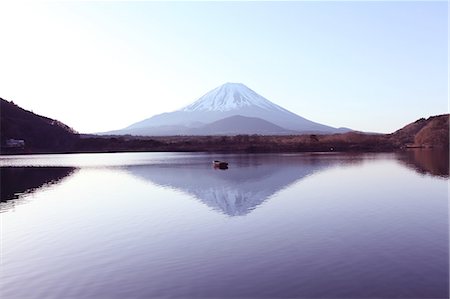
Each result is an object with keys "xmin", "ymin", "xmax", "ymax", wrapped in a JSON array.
[{"xmin": 109, "ymin": 83, "xmax": 350, "ymax": 136}]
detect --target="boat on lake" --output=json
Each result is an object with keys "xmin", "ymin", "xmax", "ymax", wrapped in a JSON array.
[{"xmin": 213, "ymin": 160, "xmax": 229, "ymax": 169}]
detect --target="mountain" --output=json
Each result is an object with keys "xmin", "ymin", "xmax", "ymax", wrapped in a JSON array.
[
  {"xmin": 0, "ymin": 98, "xmax": 78, "ymax": 153},
  {"xmin": 109, "ymin": 83, "xmax": 350, "ymax": 136}
]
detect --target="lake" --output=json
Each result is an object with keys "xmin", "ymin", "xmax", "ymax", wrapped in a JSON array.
[{"xmin": 1, "ymin": 151, "xmax": 448, "ymax": 298}]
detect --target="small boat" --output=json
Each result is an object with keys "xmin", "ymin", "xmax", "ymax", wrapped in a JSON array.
[{"xmin": 213, "ymin": 160, "xmax": 229, "ymax": 169}]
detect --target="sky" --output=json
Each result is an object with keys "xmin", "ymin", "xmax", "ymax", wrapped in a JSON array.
[{"xmin": 0, "ymin": 1, "xmax": 447, "ymax": 133}]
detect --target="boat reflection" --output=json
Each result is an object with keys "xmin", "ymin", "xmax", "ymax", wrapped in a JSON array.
[{"xmin": 213, "ymin": 160, "xmax": 229, "ymax": 169}]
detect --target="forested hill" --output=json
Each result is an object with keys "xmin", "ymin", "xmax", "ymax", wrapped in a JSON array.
[
  {"xmin": 390, "ymin": 114, "xmax": 449, "ymax": 148},
  {"xmin": 0, "ymin": 98, "xmax": 78, "ymax": 153}
]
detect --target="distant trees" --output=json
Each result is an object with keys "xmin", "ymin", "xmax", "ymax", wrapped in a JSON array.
[{"xmin": 310, "ymin": 134, "xmax": 319, "ymax": 142}]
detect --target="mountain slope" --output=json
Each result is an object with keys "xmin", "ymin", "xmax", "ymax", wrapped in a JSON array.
[
  {"xmin": 113, "ymin": 83, "xmax": 349, "ymax": 136},
  {"xmin": 0, "ymin": 98, "xmax": 78, "ymax": 152},
  {"xmin": 187, "ymin": 115, "xmax": 297, "ymax": 135}
]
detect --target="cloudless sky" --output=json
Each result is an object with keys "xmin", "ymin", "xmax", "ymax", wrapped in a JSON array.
[{"xmin": 0, "ymin": 1, "xmax": 447, "ymax": 133}]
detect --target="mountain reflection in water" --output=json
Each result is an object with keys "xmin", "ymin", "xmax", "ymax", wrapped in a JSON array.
[
  {"xmin": 0, "ymin": 150, "xmax": 447, "ymax": 215},
  {"xmin": 0, "ymin": 167, "xmax": 75, "ymax": 208},
  {"xmin": 125, "ymin": 154, "xmax": 362, "ymax": 216},
  {"xmin": 397, "ymin": 149, "xmax": 449, "ymax": 178},
  {"xmin": 0, "ymin": 152, "xmax": 448, "ymax": 298}
]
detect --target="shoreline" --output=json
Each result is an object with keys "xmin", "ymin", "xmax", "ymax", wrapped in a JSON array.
[{"xmin": 1, "ymin": 136, "xmax": 446, "ymax": 156}]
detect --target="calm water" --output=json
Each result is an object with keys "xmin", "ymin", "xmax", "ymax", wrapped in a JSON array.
[{"xmin": 1, "ymin": 151, "xmax": 448, "ymax": 298}]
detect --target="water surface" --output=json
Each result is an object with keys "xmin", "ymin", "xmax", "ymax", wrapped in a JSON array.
[{"xmin": 1, "ymin": 151, "xmax": 448, "ymax": 298}]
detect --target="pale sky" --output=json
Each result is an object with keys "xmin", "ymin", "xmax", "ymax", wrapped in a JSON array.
[{"xmin": 0, "ymin": 1, "xmax": 447, "ymax": 133}]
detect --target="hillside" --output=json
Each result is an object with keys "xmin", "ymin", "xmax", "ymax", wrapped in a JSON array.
[
  {"xmin": 187, "ymin": 115, "xmax": 297, "ymax": 135},
  {"xmin": 390, "ymin": 114, "xmax": 449, "ymax": 148},
  {"xmin": 0, "ymin": 98, "xmax": 78, "ymax": 153}
]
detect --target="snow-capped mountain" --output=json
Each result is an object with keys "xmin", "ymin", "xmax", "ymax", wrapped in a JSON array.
[
  {"xmin": 181, "ymin": 82, "xmax": 286, "ymax": 112},
  {"xmin": 108, "ymin": 82, "xmax": 350, "ymax": 136}
]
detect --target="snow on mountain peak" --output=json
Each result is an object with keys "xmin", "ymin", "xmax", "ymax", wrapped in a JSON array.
[{"xmin": 181, "ymin": 83, "xmax": 285, "ymax": 112}]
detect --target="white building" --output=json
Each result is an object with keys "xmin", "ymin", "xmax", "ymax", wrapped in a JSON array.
[{"xmin": 5, "ymin": 139, "xmax": 25, "ymax": 148}]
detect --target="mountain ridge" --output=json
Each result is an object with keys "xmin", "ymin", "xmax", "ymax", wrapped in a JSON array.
[{"xmin": 1, "ymin": 96, "xmax": 447, "ymax": 154}]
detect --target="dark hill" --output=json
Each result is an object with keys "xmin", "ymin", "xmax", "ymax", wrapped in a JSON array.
[
  {"xmin": 188, "ymin": 115, "xmax": 297, "ymax": 135},
  {"xmin": 0, "ymin": 98, "xmax": 78, "ymax": 153}
]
